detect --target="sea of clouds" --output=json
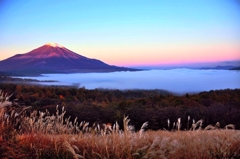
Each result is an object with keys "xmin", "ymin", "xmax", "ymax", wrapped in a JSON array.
[{"xmin": 20, "ymin": 69, "xmax": 240, "ymax": 94}]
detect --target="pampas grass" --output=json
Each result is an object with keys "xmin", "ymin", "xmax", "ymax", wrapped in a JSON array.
[{"xmin": 1, "ymin": 90, "xmax": 240, "ymax": 159}]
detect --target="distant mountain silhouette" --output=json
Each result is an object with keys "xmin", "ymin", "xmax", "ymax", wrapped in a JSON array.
[
  {"xmin": 230, "ymin": 67, "xmax": 240, "ymax": 70},
  {"xmin": 200, "ymin": 65, "xmax": 237, "ymax": 70},
  {"xmin": 0, "ymin": 43, "xmax": 138, "ymax": 75}
]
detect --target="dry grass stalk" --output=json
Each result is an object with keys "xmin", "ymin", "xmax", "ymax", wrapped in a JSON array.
[
  {"xmin": 225, "ymin": 124, "xmax": 235, "ymax": 130},
  {"xmin": 1, "ymin": 89, "xmax": 240, "ymax": 158},
  {"xmin": 191, "ymin": 119, "xmax": 203, "ymax": 131}
]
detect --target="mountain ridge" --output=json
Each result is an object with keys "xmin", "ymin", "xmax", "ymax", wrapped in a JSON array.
[{"xmin": 0, "ymin": 43, "xmax": 139, "ymax": 75}]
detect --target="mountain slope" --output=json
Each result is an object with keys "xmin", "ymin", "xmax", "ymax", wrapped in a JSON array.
[{"xmin": 0, "ymin": 43, "xmax": 138, "ymax": 75}]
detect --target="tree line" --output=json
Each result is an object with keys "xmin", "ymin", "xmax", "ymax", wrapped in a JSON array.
[{"xmin": 1, "ymin": 83, "xmax": 239, "ymax": 130}]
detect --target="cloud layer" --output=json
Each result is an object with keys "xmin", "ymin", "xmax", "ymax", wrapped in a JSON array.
[{"xmin": 21, "ymin": 69, "xmax": 240, "ymax": 94}]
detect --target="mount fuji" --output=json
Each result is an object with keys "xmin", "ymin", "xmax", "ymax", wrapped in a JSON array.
[{"xmin": 0, "ymin": 43, "xmax": 138, "ymax": 75}]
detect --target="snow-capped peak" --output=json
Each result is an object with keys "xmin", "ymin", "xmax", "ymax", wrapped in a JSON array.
[{"xmin": 46, "ymin": 43, "xmax": 64, "ymax": 48}]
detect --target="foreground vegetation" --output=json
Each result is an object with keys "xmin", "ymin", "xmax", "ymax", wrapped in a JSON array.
[
  {"xmin": 1, "ymin": 87, "xmax": 240, "ymax": 158},
  {"xmin": 1, "ymin": 83, "xmax": 240, "ymax": 130},
  {"xmin": 1, "ymin": 130, "xmax": 239, "ymax": 159}
]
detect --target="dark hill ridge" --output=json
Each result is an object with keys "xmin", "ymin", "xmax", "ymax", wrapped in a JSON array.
[{"xmin": 0, "ymin": 43, "xmax": 139, "ymax": 75}]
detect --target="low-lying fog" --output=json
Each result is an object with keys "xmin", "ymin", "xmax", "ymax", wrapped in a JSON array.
[{"xmin": 19, "ymin": 69, "xmax": 240, "ymax": 94}]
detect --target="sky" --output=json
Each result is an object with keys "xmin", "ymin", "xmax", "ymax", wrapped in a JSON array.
[{"xmin": 0, "ymin": 0, "xmax": 240, "ymax": 67}]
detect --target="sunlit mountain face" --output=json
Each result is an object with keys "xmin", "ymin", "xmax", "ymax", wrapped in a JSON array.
[
  {"xmin": 12, "ymin": 43, "xmax": 85, "ymax": 59},
  {"xmin": 0, "ymin": 43, "xmax": 138, "ymax": 74}
]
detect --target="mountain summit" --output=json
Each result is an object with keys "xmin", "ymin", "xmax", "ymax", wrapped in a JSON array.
[
  {"xmin": 46, "ymin": 43, "xmax": 64, "ymax": 48},
  {"xmin": 0, "ymin": 43, "xmax": 137, "ymax": 75}
]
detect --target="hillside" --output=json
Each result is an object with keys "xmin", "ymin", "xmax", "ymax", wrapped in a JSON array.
[
  {"xmin": 1, "ymin": 83, "xmax": 239, "ymax": 130},
  {"xmin": 0, "ymin": 43, "xmax": 139, "ymax": 75},
  {"xmin": 1, "ymin": 84, "xmax": 240, "ymax": 158}
]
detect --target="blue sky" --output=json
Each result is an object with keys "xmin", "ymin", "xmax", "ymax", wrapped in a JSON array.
[{"xmin": 0, "ymin": 0, "xmax": 239, "ymax": 66}]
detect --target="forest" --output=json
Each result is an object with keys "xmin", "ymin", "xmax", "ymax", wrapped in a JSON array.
[{"xmin": 1, "ymin": 83, "xmax": 239, "ymax": 130}]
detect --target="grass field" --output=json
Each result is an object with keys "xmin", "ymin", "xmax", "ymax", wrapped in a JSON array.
[
  {"xmin": 1, "ymin": 90, "xmax": 240, "ymax": 159},
  {"xmin": 1, "ymin": 129, "xmax": 240, "ymax": 159}
]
